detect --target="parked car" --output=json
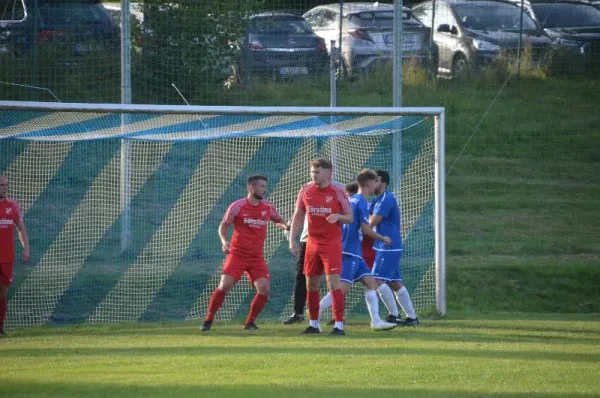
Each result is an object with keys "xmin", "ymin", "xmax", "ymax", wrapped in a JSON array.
[
  {"xmin": 302, "ymin": 2, "xmax": 438, "ymax": 76},
  {"xmin": 594, "ymin": 0, "xmax": 600, "ymax": 9},
  {"xmin": 511, "ymin": 0, "xmax": 600, "ymax": 63},
  {"xmin": 234, "ymin": 12, "xmax": 330, "ymax": 79},
  {"xmin": 412, "ymin": 0, "xmax": 554, "ymax": 77},
  {"xmin": 0, "ymin": 0, "xmax": 119, "ymax": 57}
]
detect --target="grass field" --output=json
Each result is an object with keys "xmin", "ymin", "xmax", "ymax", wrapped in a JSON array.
[
  {"xmin": 1, "ymin": 314, "xmax": 600, "ymax": 397},
  {"xmin": 2, "ymin": 56, "xmax": 599, "ymax": 396}
]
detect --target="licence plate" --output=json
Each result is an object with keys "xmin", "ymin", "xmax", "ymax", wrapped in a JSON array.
[
  {"xmin": 279, "ymin": 67, "xmax": 309, "ymax": 75},
  {"xmin": 383, "ymin": 33, "xmax": 419, "ymax": 51}
]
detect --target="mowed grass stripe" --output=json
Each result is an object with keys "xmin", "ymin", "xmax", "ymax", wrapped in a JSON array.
[{"xmin": 0, "ymin": 315, "xmax": 599, "ymax": 397}]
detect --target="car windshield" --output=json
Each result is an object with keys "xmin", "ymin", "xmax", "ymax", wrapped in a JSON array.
[
  {"xmin": 250, "ymin": 18, "xmax": 313, "ymax": 34},
  {"xmin": 453, "ymin": 2, "xmax": 538, "ymax": 30},
  {"xmin": 38, "ymin": 3, "xmax": 109, "ymax": 26},
  {"xmin": 532, "ymin": 3, "xmax": 600, "ymax": 28}
]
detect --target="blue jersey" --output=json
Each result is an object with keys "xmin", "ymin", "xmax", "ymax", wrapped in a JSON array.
[
  {"xmin": 342, "ymin": 194, "xmax": 370, "ymax": 257},
  {"xmin": 370, "ymin": 190, "xmax": 402, "ymax": 251}
]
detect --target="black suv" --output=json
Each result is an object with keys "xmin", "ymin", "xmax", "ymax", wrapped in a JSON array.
[
  {"xmin": 0, "ymin": 0, "xmax": 119, "ymax": 57},
  {"xmin": 412, "ymin": 0, "xmax": 554, "ymax": 77}
]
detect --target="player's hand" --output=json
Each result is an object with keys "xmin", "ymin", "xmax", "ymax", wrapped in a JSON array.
[
  {"xmin": 21, "ymin": 248, "xmax": 30, "ymax": 263},
  {"xmin": 326, "ymin": 214, "xmax": 341, "ymax": 224},
  {"xmin": 289, "ymin": 240, "xmax": 299, "ymax": 256},
  {"xmin": 221, "ymin": 241, "xmax": 230, "ymax": 254},
  {"xmin": 382, "ymin": 236, "xmax": 392, "ymax": 246}
]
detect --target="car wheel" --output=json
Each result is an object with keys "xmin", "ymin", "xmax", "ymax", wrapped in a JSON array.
[{"xmin": 452, "ymin": 54, "xmax": 470, "ymax": 80}]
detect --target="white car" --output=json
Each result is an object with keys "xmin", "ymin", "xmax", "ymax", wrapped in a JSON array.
[{"xmin": 303, "ymin": 2, "xmax": 438, "ymax": 76}]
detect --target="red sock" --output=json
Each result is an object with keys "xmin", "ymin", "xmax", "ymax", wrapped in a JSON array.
[
  {"xmin": 0, "ymin": 297, "xmax": 7, "ymax": 329},
  {"xmin": 205, "ymin": 289, "xmax": 226, "ymax": 322},
  {"xmin": 245, "ymin": 293, "xmax": 268, "ymax": 325},
  {"xmin": 307, "ymin": 291, "xmax": 320, "ymax": 321},
  {"xmin": 331, "ymin": 289, "xmax": 345, "ymax": 323}
]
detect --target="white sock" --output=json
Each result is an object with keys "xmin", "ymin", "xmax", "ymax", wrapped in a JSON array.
[
  {"xmin": 334, "ymin": 321, "xmax": 344, "ymax": 330},
  {"xmin": 396, "ymin": 286, "xmax": 417, "ymax": 319},
  {"xmin": 310, "ymin": 319, "xmax": 320, "ymax": 329},
  {"xmin": 377, "ymin": 283, "xmax": 399, "ymax": 317},
  {"xmin": 364, "ymin": 290, "xmax": 381, "ymax": 324},
  {"xmin": 319, "ymin": 292, "xmax": 333, "ymax": 321}
]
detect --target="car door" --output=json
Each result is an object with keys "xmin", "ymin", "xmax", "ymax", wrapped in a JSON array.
[{"xmin": 432, "ymin": 3, "xmax": 462, "ymax": 72}]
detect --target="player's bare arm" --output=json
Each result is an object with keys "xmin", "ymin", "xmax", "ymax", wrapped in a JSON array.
[
  {"xmin": 274, "ymin": 221, "xmax": 289, "ymax": 231},
  {"xmin": 289, "ymin": 207, "xmax": 305, "ymax": 255},
  {"xmin": 218, "ymin": 221, "xmax": 231, "ymax": 253},
  {"xmin": 370, "ymin": 214, "xmax": 384, "ymax": 228},
  {"xmin": 326, "ymin": 206, "xmax": 353, "ymax": 224},
  {"xmin": 15, "ymin": 218, "xmax": 30, "ymax": 263},
  {"xmin": 361, "ymin": 222, "xmax": 391, "ymax": 245}
]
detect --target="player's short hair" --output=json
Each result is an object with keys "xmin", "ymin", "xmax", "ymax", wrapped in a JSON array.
[
  {"xmin": 356, "ymin": 169, "xmax": 378, "ymax": 187},
  {"xmin": 247, "ymin": 174, "xmax": 267, "ymax": 185},
  {"xmin": 310, "ymin": 158, "xmax": 333, "ymax": 170},
  {"xmin": 376, "ymin": 170, "xmax": 390, "ymax": 186},
  {"xmin": 345, "ymin": 182, "xmax": 359, "ymax": 195}
]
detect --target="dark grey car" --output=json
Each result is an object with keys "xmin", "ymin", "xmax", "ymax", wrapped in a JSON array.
[
  {"xmin": 412, "ymin": 0, "xmax": 554, "ymax": 77},
  {"xmin": 236, "ymin": 13, "xmax": 330, "ymax": 79}
]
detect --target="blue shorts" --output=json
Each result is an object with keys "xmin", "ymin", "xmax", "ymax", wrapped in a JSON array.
[
  {"xmin": 340, "ymin": 255, "xmax": 372, "ymax": 284},
  {"xmin": 371, "ymin": 250, "xmax": 403, "ymax": 282}
]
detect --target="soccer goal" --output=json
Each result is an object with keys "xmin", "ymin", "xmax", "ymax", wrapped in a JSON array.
[{"xmin": 0, "ymin": 101, "xmax": 445, "ymax": 329}]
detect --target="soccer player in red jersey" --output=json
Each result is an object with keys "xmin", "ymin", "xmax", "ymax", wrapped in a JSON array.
[
  {"xmin": 0, "ymin": 175, "xmax": 30, "ymax": 337},
  {"xmin": 289, "ymin": 158, "xmax": 353, "ymax": 335},
  {"xmin": 201, "ymin": 175, "xmax": 288, "ymax": 332}
]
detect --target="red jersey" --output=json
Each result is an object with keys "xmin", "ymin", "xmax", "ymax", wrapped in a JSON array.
[
  {"xmin": 295, "ymin": 182, "xmax": 350, "ymax": 245},
  {"xmin": 0, "ymin": 198, "xmax": 23, "ymax": 263},
  {"xmin": 222, "ymin": 198, "xmax": 282, "ymax": 257}
]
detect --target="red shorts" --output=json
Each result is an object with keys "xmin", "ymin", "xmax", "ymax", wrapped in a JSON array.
[
  {"xmin": 363, "ymin": 249, "xmax": 375, "ymax": 271},
  {"xmin": 362, "ymin": 237, "xmax": 375, "ymax": 270},
  {"xmin": 222, "ymin": 253, "xmax": 270, "ymax": 284},
  {"xmin": 0, "ymin": 263, "xmax": 13, "ymax": 285},
  {"xmin": 304, "ymin": 240, "xmax": 342, "ymax": 277}
]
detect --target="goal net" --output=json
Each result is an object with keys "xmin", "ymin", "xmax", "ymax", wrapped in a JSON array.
[{"xmin": 0, "ymin": 101, "xmax": 445, "ymax": 329}]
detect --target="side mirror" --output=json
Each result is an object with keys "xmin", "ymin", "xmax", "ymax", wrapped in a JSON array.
[{"xmin": 437, "ymin": 24, "xmax": 451, "ymax": 33}]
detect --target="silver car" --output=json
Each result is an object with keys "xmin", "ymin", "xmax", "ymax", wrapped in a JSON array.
[{"xmin": 303, "ymin": 2, "xmax": 437, "ymax": 75}]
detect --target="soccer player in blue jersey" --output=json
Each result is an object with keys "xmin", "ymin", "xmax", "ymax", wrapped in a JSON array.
[
  {"xmin": 318, "ymin": 170, "xmax": 397, "ymax": 331},
  {"xmin": 370, "ymin": 170, "xmax": 419, "ymax": 326}
]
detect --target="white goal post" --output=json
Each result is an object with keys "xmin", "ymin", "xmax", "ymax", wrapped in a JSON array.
[{"xmin": 0, "ymin": 101, "xmax": 445, "ymax": 328}]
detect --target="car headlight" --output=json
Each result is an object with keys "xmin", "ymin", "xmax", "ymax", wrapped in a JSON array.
[{"xmin": 472, "ymin": 39, "xmax": 500, "ymax": 52}]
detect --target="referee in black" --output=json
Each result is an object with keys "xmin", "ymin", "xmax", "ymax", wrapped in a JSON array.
[{"xmin": 282, "ymin": 217, "xmax": 308, "ymax": 324}]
